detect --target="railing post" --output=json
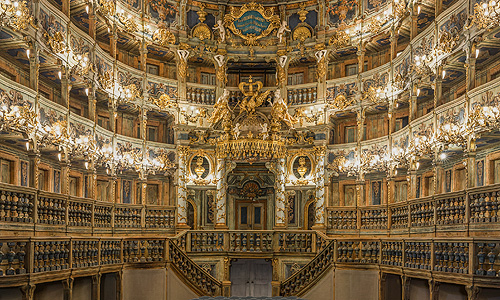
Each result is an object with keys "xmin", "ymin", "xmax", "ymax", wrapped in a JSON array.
[
  {"xmin": 91, "ymin": 201, "xmax": 95, "ymax": 231},
  {"xmin": 141, "ymin": 205, "xmax": 146, "ymax": 228},
  {"xmin": 468, "ymin": 240, "xmax": 475, "ymax": 275},
  {"xmin": 33, "ymin": 190, "xmax": 38, "ymax": 226},
  {"xmin": 430, "ymin": 239, "xmax": 436, "ymax": 272}
]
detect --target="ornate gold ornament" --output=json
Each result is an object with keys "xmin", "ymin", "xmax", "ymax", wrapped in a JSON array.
[
  {"xmin": 436, "ymin": 29, "xmax": 459, "ymax": 54},
  {"xmin": 471, "ymin": 0, "xmax": 500, "ymax": 30},
  {"xmin": 44, "ymin": 31, "xmax": 67, "ymax": 54},
  {"xmin": 181, "ymin": 107, "xmax": 207, "ymax": 126},
  {"xmin": 223, "ymin": 2, "xmax": 281, "ymax": 46},
  {"xmin": 238, "ymin": 76, "xmax": 271, "ymax": 115},
  {"xmin": 152, "ymin": 28, "xmax": 176, "ymax": 47},
  {"xmin": 214, "ymin": 54, "xmax": 227, "ymax": 86},
  {"xmin": 208, "ymin": 89, "xmax": 233, "ymax": 132},
  {"xmin": 197, "ymin": 3, "xmax": 207, "ymax": 23},
  {"xmin": 177, "ymin": 49, "xmax": 190, "ymax": 81},
  {"xmin": 297, "ymin": 157, "xmax": 308, "ymax": 178},
  {"xmin": 292, "ymin": 25, "xmax": 312, "ymax": 42},
  {"xmin": 298, "ymin": 3, "xmax": 308, "ymax": 22},
  {"xmin": 293, "ymin": 107, "xmax": 323, "ymax": 126},
  {"xmin": 116, "ymin": 8, "xmax": 138, "ymax": 33},
  {"xmin": 275, "ymin": 55, "xmax": 288, "ymax": 86},
  {"xmin": 151, "ymin": 93, "xmax": 178, "ymax": 110},
  {"xmin": 328, "ymin": 93, "xmax": 354, "ymax": 110},
  {"xmin": 315, "ymin": 48, "xmax": 328, "ymax": 81},
  {"xmin": 192, "ymin": 23, "xmax": 212, "ymax": 41},
  {"xmin": 0, "ymin": 0, "xmax": 34, "ymax": 31},
  {"xmin": 328, "ymin": 29, "xmax": 350, "ymax": 48}
]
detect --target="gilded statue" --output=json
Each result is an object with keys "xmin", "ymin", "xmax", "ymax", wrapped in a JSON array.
[
  {"xmin": 271, "ymin": 89, "xmax": 296, "ymax": 128},
  {"xmin": 214, "ymin": 54, "xmax": 227, "ymax": 86},
  {"xmin": 208, "ymin": 89, "xmax": 232, "ymax": 132},
  {"xmin": 315, "ymin": 49, "xmax": 328, "ymax": 81},
  {"xmin": 238, "ymin": 76, "xmax": 271, "ymax": 115}
]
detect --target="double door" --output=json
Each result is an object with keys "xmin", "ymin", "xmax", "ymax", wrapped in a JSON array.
[
  {"xmin": 230, "ymin": 259, "xmax": 272, "ymax": 297},
  {"xmin": 236, "ymin": 201, "xmax": 266, "ymax": 230}
]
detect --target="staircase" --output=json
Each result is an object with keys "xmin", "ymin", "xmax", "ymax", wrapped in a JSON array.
[{"xmin": 192, "ymin": 298, "xmax": 305, "ymax": 300}]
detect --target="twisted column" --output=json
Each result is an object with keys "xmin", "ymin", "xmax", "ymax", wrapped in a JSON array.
[
  {"xmin": 177, "ymin": 146, "xmax": 189, "ymax": 227},
  {"xmin": 314, "ymin": 146, "xmax": 326, "ymax": 229},
  {"xmin": 215, "ymin": 158, "xmax": 228, "ymax": 228},
  {"xmin": 275, "ymin": 158, "xmax": 286, "ymax": 227}
]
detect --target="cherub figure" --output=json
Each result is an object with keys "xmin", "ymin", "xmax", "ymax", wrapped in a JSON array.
[
  {"xmin": 233, "ymin": 123, "xmax": 241, "ymax": 140},
  {"xmin": 260, "ymin": 123, "xmax": 269, "ymax": 140},
  {"xmin": 213, "ymin": 20, "xmax": 226, "ymax": 42},
  {"xmin": 277, "ymin": 21, "xmax": 291, "ymax": 44}
]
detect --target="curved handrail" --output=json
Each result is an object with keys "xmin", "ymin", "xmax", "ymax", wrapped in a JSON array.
[{"xmin": 168, "ymin": 240, "xmax": 222, "ymax": 296}]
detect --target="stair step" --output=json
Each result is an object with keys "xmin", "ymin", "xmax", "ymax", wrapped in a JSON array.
[{"xmin": 192, "ymin": 297, "xmax": 305, "ymax": 300}]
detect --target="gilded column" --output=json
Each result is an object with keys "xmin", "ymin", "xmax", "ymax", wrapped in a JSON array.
[
  {"xmin": 275, "ymin": 158, "xmax": 286, "ymax": 228},
  {"xmin": 313, "ymin": 146, "xmax": 326, "ymax": 229},
  {"xmin": 215, "ymin": 157, "xmax": 228, "ymax": 229},
  {"xmin": 177, "ymin": 146, "xmax": 189, "ymax": 228}
]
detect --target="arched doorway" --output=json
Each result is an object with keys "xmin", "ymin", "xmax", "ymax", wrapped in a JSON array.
[{"xmin": 304, "ymin": 195, "xmax": 316, "ymax": 230}]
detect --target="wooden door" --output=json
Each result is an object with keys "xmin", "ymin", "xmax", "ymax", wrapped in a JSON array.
[
  {"xmin": 236, "ymin": 201, "xmax": 266, "ymax": 230},
  {"xmin": 230, "ymin": 259, "xmax": 272, "ymax": 297}
]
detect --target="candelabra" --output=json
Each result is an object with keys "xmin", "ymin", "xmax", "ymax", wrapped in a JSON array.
[
  {"xmin": 293, "ymin": 107, "xmax": 323, "ymax": 127},
  {"xmin": 181, "ymin": 107, "xmax": 207, "ymax": 126},
  {"xmin": 0, "ymin": 0, "xmax": 34, "ymax": 31},
  {"xmin": 472, "ymin": 0, "xmax": 500, "ymax": 30}
]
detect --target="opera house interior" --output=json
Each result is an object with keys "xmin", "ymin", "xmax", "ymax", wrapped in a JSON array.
[{"xmin": 0, "ymin": 0, "xmax": 500, "ymax": 299}]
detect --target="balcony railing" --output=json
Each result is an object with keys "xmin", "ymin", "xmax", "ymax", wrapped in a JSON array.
[
  {"xmin": 280, "ymin": 237, "xmax": 500, "ymax": 296},
  {"xmin": 0, "ymin": 183, "xmax": 176, "ymax": 234},
  {"xmin": 0, "ymin": 236, "xmax": 221, "ymax": 296},
  {"xmin": 326, "ymin": 184, "xmax": 500, "ymax": 234}
]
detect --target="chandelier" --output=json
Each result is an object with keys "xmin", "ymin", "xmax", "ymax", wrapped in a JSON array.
[
  {"xmin": 209, "ymin": 79, "xmax": 293, "ymax": 162},
  {"xmin": 472, "ymin": 0, "xmax": 500, "ymax": 30},
  {"xmin": 0, "ymin": 0, "xmax": 33, "ymax": 31}
]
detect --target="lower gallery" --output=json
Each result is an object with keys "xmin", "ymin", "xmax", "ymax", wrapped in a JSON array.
[{"xmin": 0, "ymin": 0, "xmax": 498, "ymax": 299}]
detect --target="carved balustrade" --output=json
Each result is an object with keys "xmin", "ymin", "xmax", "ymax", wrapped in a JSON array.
[
  {"xmin": 469, "ymin": 184, "xmax": 500, "ymax": 225},
  {"xmin": 404, "ymin": 241, "xmax": 431, "ymax": 270},
  {"xmin": 390, "ymin": 204, "xmax": 408, "ymax": 229},
  {"xmin": 229, "ymin": 232, "xmax": 273, "ymax": 252},
  {"xmin": 145, "ymin": 206, "xmax": 175, "ymax": 229},
  {"xmin": 0, "ymin": 185, "xmax": 34, "ymax": 224},
  {"xmin": 326, "ymin": 208, "xmax": 357, "ymax": 230},
  {"xmin": 287, "ymin": 84, "xmax": 318, "ymax": 105},
  {"xmin": 324, "ymin": 186, "xmax": 500, "ymax": 234},
  {"xmin": 381, "ymin": 241, "xmax": 403, "ymax": 266},
  {"xmin": 280, "ymin": 240, "xmax": 335, "ymax": 296},
  {"xmin": 169, "ymin": 241, "xmax": 221, "ymax": 296},
  {"xmin": 68, "ymin": 197, "xmax": 92, "ymax": 227},
  {"xmin": 278, "ymin": 232, "xmax": 314, "ymax": 253},
  {"xmin": 190, "ymin": 232, "xmax": 225, "ymax": 252},
  {"xmin": 434, "ymin": 241, "xmax": 469, "ymax": 274},
  {"xmin": 0, "ymin": 183, "xmax": 175, "ymax": 234},
  {"xmin": 72, "ymin": 240, "xmax": 98, "ymax": 268},
  {"xmin": 435, "ymin": 192, "xmax": 466, "ymax": 226},
  {"xmin": 37, "ymin": 192, "xmax": 67, "ymax": 226},
  {"xmin": 360, "ymin": 207, "xmax": 387, "ymax": 230},
  {"xmin": 186, "ymin": 85, "xmax": 216, "ymax": 105}
]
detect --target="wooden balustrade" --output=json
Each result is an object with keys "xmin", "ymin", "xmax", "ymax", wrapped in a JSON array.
[
  {"xmin": 0, "ymin": 183, "xmax": 176, "ymax": 234},
  {"xmin": 186, "ymin": 231, "xmax": 319, "ymax": 254},
  {"xmin": 281, "ymin": 238, "xmax": 500, "ymax": 296},
  {"xmin": 325, "ymin": 185, "xmax": 500, "ymax": 234},
  {"xmin": 287, "ymin": 85, "xmax": 318, "ymax": 105},
  {"xmin": 169, "ymin": 241, "xmax": 221, "ymax": 296},
  {"xmin": 0, "ymin": 235, "xmax": 498, "ymax": 297},
  {"xmin": 186, "ymin": 86, "xmax": 216, "ymax": 105}
]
